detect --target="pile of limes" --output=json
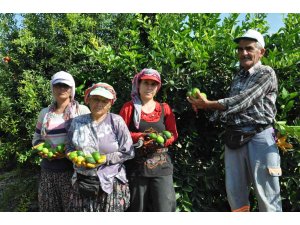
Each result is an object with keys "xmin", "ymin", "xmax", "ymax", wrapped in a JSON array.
[
  {"xmin": 187, "ymin": 87, "xmax": 207, "ymax": 99},
  {"xmin": 144, "ymin": 130, "xmax": 173, "ymax": 147},
  {"xmin": 67, "ymin": 150, "xmax": 106, "ymax": 169},
  {"xmin": 32, "ymin": 142, "xmax": 65, "ymax": 159}
]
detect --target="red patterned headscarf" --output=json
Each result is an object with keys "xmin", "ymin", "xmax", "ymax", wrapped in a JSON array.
[{"xmin": 131, "ymin": 68, "xmax": 162, "ymax": 129}]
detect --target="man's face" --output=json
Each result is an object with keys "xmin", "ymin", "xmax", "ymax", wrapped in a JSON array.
[{"xmin": 237, "ymin": 39, "xmax": 265, "ymax": 70}]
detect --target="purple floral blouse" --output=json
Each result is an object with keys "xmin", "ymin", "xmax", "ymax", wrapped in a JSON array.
[{"xmin": 66, "ymin": 113, "xmax": 134, "ymax": 194}]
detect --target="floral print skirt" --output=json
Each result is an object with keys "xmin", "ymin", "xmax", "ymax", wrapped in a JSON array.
[{"xmin": 38, "ymin": 169, "xmax": 73, "ymax": 212}]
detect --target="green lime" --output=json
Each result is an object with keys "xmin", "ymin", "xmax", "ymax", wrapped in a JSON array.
[
  {"xmin": 36, "ymin": 143, "xmax": 45, "ymax": 151},
  {"xmin": 92, "ymin": 152, "xmax": 101, "ymax": 161},
  {"xmin": 192, "ymin": 88, "xmax": 200, "ymax": 98},
  {"xmin": 149, "ymin": 133, "xmax": 158, "ymax": 139},
  {"xmin": 68, "ymin": 151, "xmax": 78, "ymax": 160},
  {"xmin": 42, "ymin": 148, "xmax": 49, "ymax": 154},
  {"xmin": 77, "ymin": 150, "xmax": 85, "ymax": 157},
  {"xmin": 56, "ymin": 144, "xmax": 63, "ymax": 152},
  {"xmin": 162, "ymin": 130, "xmax": 172, "ymax": 139},
  {"xmin": 47, "ymin": 152, "xmax": 54, "ymax": 158},
  {"xmin": 156, "ymin": 135, "xmax": 165, "ymax": 144},
  {"xmin": 85, "ymin": 156, "xmax": 96, "ymax": 164},
  {"xmin": 200, "ymin": 93, "xmax": 207, "ymax": 98},
  {"xmin": 58, "ymin": 144, "xmax": 65, "ymax": 152}
]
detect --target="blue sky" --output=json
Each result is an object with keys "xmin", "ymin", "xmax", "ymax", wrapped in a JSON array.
[
  {"xmin": 264, "ymin": 14, "xmax": 287, "ymax": 33},
  {"xmin": 220, "ymin": 13, "xmax": 286, "ymax": 34}
]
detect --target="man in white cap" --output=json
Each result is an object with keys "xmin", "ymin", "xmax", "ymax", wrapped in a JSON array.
[{"xmin": 188, "ymin": 29, "xmax": 282, "ymax": 211}]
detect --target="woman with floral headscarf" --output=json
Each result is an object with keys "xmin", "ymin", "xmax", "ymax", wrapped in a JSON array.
[
  {"xmin": 65, "ymin": 82, "xmax": 134, "ymax": 212},
  {"xmin": 119, "ymin": 68, "xmax": 178, "ymax": 211},
  {"xmin": 32, "ymin": 71, "xmax": 90, "ymax": 211}
]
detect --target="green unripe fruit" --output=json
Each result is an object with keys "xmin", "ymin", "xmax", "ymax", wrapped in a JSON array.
[
  {"xmin": 36, "ymin": 143, "xmax": 44, "ymax": 151},
  {"xmin": 92, "ymin": 152, "xmax": 101, "ymax": 161},
  {"xmin": 162, "ymin": 130, "xmax": 172, "ymax": 139},
  {"xmin": 77, "ymin": 151, "xmax": 85, "ymax": 157},
  {"xmin": 69, "ymin": 151, "xmax": 78, "ymax": 160},
  {"xmin": 56, "ymin": 144, "xmax": 63, "ymax": 152},
  {"xmin": 187, "ymin": 87, "xmax": 201, "ymax": 98},
  {"xmin": 47, "ymin": 152, "xmax": 54, "ymax": 158},
  {"xmin": 200, "ymin": 93, "xmax": 207, "ymax": 98},
  {"xmin": 192, "ymin": 88, "xmax": 200, "ymax": 98},
  {"xmin": 42, "ymin": 148, "xmax": 49, "ymax": 154},
  {"xmin": 59, "ymin": 144, "xmax": 65, "ymax": 152},
  {"xmin": 149, "ymin": 133, "xmax": 158, "ymax": 139},
  {"xmin": 85, "ymin": 156, "xmax": 96, "ymax": 164},
  {"xmin": 156, "ymin": 135, "xmax": 165, "ymax": 144}
]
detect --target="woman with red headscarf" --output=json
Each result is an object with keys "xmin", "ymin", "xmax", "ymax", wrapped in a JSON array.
[
  {"xmin": 66, "ymin": 82, "xmax": 134, "ymax": 212},
  {"xmin": 119, "ymin": 68, "xmax": 178, "ymax": 211}
]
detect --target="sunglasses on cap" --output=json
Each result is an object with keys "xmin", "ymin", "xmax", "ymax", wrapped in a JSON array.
[{"xmin": 53, "ymin": 83, "xmax": 71, "ymax": 89}]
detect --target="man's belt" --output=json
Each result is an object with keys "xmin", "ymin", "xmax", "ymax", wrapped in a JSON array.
[
  {"xmin": 256, "ymin": 124, "xmax": 273, "ymax": 133},
  {"xmin": 226, "ymin": 124, "xmax": 273, "ymax": 133}
]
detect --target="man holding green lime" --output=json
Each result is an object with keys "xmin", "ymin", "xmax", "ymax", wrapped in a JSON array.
[{"xmin": 187, "ymin": 29, "xmax": 282, "ymax": 212}]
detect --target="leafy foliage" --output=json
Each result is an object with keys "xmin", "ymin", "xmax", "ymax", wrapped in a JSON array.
[{"xmin": 0, "ymin": 13, "xmax": 299, "ymax": 211}]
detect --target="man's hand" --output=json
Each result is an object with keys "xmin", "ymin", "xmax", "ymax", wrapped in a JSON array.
[
  {"xmin": 187, "ymin": 91, "xmax": 226, "ymax": 111},
  {"xmin": 187, "ymin": 90, "xmax": 208, "ymax": 109}
]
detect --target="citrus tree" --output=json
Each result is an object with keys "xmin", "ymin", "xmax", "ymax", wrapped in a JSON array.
[{"xmin": 0, "ymin": 13, "xmax": 299, "ymax": 211}]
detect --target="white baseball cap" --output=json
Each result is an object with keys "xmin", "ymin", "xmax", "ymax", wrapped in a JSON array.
[
  {"xmin": 89, "ymin": 86, "xmax": 114, "ymax": 99},
  {"xmin": 234, "ymin": 29, "xmax": 265, "ymax": 48}
]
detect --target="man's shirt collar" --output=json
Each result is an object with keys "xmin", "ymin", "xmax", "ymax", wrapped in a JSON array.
[{"xmin": 239, "ymin": 61, "xmax": 262, "ymax": 78}]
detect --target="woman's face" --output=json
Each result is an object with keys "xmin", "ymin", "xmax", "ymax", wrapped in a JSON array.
[
  {"xmin": 139, "ymin": 79, "xmax": 159, "ymax": 101},
  {"xmin": 52, "ymin": 83, "xmax": 72, "ymax": 101},
  {"xmin": 88, "ymin": 95, "xmax": 111, "ymax": 117}
]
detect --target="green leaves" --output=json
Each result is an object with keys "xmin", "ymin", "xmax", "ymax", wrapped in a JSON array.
[
  {"xmin": 277, "ymin": 87, "xmax": 299, "ymax": 120},
  {"xmin": 276, "ymin": 121, "xmax": 300, "ymax": 142},
  {"xmin": 0, "ymin": 13, "xmax": 299, "ymax": 211}
]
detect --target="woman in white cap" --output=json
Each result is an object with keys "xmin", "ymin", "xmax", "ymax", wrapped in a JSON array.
[
  {"xmin": 66, "ymin": 82, "xmax": 134, "ymax": 212},
  {"xmin": 32, "ymin": 71, "xmax": 90, "ymax": 212},
  {"xmin": 119, "ymin": 68, "xmax": 178, "ymax": 212}
]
